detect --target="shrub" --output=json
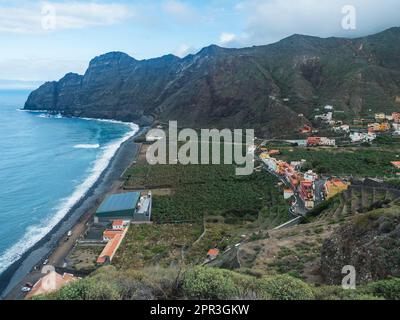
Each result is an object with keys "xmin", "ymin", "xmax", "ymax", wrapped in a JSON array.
[
  {"xmin": 364, "ymin": 278, "xmax": 400, "ymax": 300},
  {"xmin": 56, "ymin": 279, "xmax": 90, "ymax": 300},
  {"xmin": 56, "ymin": 278, "xmax": 121, "ymax": 300},
  {"xmin": 182, "ymin": 267, "xmax": 238, "ymax": 299},
  {"xmin": 314, "ymin": 286, "xmax": 382, "ymax": 300},
  {"xmin": 259, "ymin": 275, "xmax": 314, "ymax": 300}
]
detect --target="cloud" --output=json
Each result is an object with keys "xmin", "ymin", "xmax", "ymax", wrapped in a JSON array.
[
  {"xmin": 219, "ymin": 32, "xmax": 237, "ymax": 45},
  {"xmin": 162, "ymin": 0, "xmax": 200, "ymax": 23},
  {"xmin": 0, "ymin": 1, "xmax": 134, "ymax": 34},
  {"xmin": 234, "ymin": 0, "xmax": 400, "ymax": 46},
  {"xmin": 173, "ymin": 44, "xmax": 197, "ymax": 58}
]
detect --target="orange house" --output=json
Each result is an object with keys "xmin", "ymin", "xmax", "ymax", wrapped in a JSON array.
[
  {"xmin": 268, "ymin": 150, "xmax": 281, "ymax": 156},
  {"xmin": 307, "ymin": 137, "xmax": 321, "ymax": 146}
]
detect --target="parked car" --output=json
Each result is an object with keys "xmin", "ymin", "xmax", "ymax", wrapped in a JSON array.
[
  {"xmin": 21, "ymin": 287, "xmax": 31, "ymax": 293},
  {"xmin": 67, "ymin": 230, "xmax": 73, "ymax": 237},
  {"xmin": 43, "ymin": 259, "xmax": 48, "ymax": 265},
  {"xmin": 25, "ymin": 282, "xmax": 34, "ymax": 288}
]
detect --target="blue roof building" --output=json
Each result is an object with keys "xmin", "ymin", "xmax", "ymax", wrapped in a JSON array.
[{"xmin": 95, "ymin": 191, "xmax": 152, "ymax": 223}]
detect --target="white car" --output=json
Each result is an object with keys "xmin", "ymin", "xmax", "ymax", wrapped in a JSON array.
[
  {"xmin": 21, "ymin": 287, "xmax": 31, "ymax": 293},
  {"xmin": 67, "ymin": 230, "xmax": 73, "ymax": 237}
]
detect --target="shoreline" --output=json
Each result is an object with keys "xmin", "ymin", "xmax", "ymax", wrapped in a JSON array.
[{"xmin": 0, "ymin": 125, "xmax": 146, "ymax": 299}]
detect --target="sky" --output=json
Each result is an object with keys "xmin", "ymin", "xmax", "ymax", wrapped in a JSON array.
[{"xmin": 1, "ymin": 0, "xmax": 400, "ymax": 84}]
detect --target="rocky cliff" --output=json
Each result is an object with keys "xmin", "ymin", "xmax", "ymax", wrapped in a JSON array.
[
  {"xmin": 321, "ymin": 202, "xmax": 400, "ymax": 285},
  {"xmin": 25, "ymin": 27, "xmax": 400, "ymax": 136}
]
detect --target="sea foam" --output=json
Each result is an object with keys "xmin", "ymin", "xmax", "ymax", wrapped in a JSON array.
[{"xmin": 74, "ymin": 144, "xmax": 100, "ymax": 149}]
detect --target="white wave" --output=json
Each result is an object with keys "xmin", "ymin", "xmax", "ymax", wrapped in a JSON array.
[
  {"xmin": 0, "ymin": 120, "xmax": 139, "ymax": 274},
  {"xmin": 74, "ymin": 144, "xmax": 100, "ymax": 149},
  {"xmin": 17, "ymin": 109, "xmax": 49, "ymax": 113}
]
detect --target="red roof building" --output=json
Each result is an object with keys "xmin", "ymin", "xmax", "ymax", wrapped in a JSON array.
[
  {"xmin": 112, "ymin": 220, "xmax": 125, "ymax": 230},
  {"xmin": 307, "ymin": 137, "xmax": 321, "ymax": 146},
  {"xmin": 393, "ymin": 113, "xmax": 400, "ymax": 123}
]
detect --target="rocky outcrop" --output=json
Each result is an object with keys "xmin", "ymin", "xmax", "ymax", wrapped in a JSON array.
[
  {"xmin": 25, "ymin": 28, "xmax": 400, "ymax": 136},
  {"xmin": 320, "ymin": 205, "xmax": 400, "ymax": 285}
]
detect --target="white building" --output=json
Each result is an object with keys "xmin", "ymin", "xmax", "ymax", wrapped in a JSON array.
[
  {"xmin": 315, "ymin": 112, "xmax": 333, "ymax": 123},
  {"xmin": 290, "ymin": 160, "xmax": 306, "ymax": 169},
  {"xmin": 284, "ymin": 189, "xmax": 295, "ymax": 199},
  {"xmin": 393, "ymin": 123, "xmax": 400, "ymax": 131},
  {"xmin": 304, "ymin": 170, "xmax": 318, "ymax": 182},
  {"xmin": 333, "ymin": 125, "xmax": 350, "ymax": 133},
  {"xmin": 350, "ymin": 132, "xmax": 376, "ymax": 143},
  {"xmin": 320, "ymin": 137, "xmax": 336, "ymax": 146}
]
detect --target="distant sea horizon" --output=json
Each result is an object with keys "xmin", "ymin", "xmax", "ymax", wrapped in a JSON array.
[{"xmin": 0, "ymin": 89, "xmax": 138, "ymax": 275}]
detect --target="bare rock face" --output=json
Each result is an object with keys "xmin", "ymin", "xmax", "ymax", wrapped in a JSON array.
[
  {"xmin": 25, "ymin": 28, "xmax": 400, "ymax": 136},
  {"xmin": 321, "ymin": 209, "xmax": 400, "ymax": 285}
]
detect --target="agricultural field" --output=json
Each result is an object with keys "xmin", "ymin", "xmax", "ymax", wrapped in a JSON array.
[
  {"xmin": 124, "ymin": 163, "xmax": 290, "ymax": 224},
  {"xmin": 275, "ymin": 147, "xmax": 400, "ymax": 178}
]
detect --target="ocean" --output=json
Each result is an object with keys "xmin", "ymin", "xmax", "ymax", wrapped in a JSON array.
[{"xmin": 0, "ymin": 89, "xmax": 138, "ymax": 275}]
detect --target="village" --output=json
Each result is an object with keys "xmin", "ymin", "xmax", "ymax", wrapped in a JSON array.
[{"xmin": 298, "ymin": 105, "xmax": 400, "ymax": 146}]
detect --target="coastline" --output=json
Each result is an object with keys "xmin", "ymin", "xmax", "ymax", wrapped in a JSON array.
[{"xmin": 0, "ymin": 124, "xmax": 147, "ymax": 299}]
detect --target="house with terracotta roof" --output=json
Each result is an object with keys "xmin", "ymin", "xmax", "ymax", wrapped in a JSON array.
[
  {"xmin": 103, "ymin": 229, "xmax": 124, "ymax": 242},
  {"xmin": 299, "ymin": 180, "xmax": 315, "ymax": 209},
  {"xmin": 268, "ymin": 150, "xmax": 280, "ymax": 156},
  {"xmin": 391, "ymin": 161, "xmax": 400, "ymax": 169},
  {"xmin": 307, "ymin": 137, "xmax": 321, "ymax": 146},
  {"xmin": 299, "ymin": 125, "xmax": 312, "ymax": 134},
  {"xmin": 97, "ymin": 227, "xmax": 128, "ymax": 265},
  {"xmin": 204, "ymin": 249, "xmax": 220, "ymax": 263},
  {"xmin": 368, "ymin": 122, "xmax": 390, "ymax": 133},
  {"xmin": 25, "ymin": 271, "xmax": 79, "ymax": 299},
  {"xmin": 112, "ymin": 219, "xmax": 126, "ymax": 230}
]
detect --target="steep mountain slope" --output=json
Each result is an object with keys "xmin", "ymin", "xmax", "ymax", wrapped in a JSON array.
[{"xmin": 25, "ymin": 28, "xmax": 400, "ymax": 136}]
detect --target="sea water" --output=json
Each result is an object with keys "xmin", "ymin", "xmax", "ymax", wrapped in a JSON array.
[{"xmin": 0, "ymin": 89, "xmax": 138, "ymax": 274}]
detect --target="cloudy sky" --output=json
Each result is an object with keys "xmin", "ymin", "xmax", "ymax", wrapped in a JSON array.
[{"xmin": 1, "ymin": 0, "xmax": 399, "ymax": 83}]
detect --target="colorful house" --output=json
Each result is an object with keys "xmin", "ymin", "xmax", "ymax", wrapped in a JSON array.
[
  {"xmin": 206, "ymin": 249, "xmax": 220, "ymax": 261},
  {"xmin": 368, "ymin": 123, "xmax": 390, "ymax": 133},
  {"xmin": 284, "ymin": 189, "xmax": 295, "ymax": 199},
  {"xmin": 299, "ymin": 180, "xmax": 315, "ymax": 209},
  {"xmin": 375, "ymin": 113, "xmax": 386, "ymax": 121},
  {"xmin": 300, "ymin": 125, "xmax": 312, "ymax": 134},
  {"xmin": 97, "ymin": 227, "xmax": 128, "ymax": 265},
  {"xmin": 391, "ymin": 161, "xmax": 400, "ymax": 169},
  {"xmin": 307, "ymin": 137, "xmax": 321, "ymax": 146},
  {"xmin": 268, "ymin": 150, "xmax": 281, "ymax": 156},
  {"xmin": 392, "ymin": 112, "xmax": 400, "ymax": 123},
  {"xmin": 112, "ymin": 220, "xmax": 126, "ymax": 230}
]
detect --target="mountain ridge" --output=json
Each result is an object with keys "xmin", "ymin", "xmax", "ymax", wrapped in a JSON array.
[{"xmin": 25, "ymin": 27, "xmax": 400, "ymax": 136}]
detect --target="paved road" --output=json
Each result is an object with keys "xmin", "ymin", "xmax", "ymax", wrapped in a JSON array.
[
  {"xmin": 260, "ymin": 163, "xmax": 307, "ymax": 216},
  {"xmin": 314, "ymin": 179, "xmax": 327, "ymax": 205},
  {"xmin": 259, "ymin": 158, "xmax": 327, "ymax": 217}
]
